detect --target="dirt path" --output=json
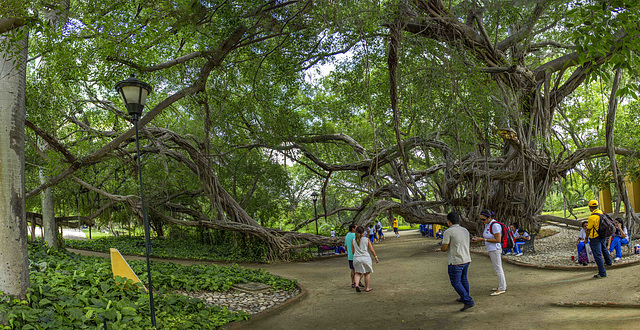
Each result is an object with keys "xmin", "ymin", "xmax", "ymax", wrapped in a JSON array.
[
  {"xmin": 232, "ymin": 230, "xmax": 640, "ymax": 329},
  {"xmin": 71, "ymin": 230, "xmax": 640, "ymax": 329}
]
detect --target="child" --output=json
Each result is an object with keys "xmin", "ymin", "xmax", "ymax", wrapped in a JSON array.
[
  {"xmin": 513, "ymin": 228, "xmax": 530, "ymax": 256},
  {"xmin": 577, "ymin": 221, "xmax": 589, "ymax": 266},
  {"xmin": 368, "ymin": 225, "xmax": 376, "ymax": 243}
]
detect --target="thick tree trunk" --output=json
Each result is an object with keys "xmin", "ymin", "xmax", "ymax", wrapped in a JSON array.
[
  {"xmin": 605, "ymin": 69, "xmax": 639, "ymax": 234},
  {"xmin": 0, "ymin": 28, "xmax": 30, "ymax": 298},
  {"xmin": 40, "ymin": 142, "xmax": 59, "ymax": 249}
]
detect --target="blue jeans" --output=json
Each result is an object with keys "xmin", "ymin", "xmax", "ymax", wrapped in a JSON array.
[
  {"xmin": 608, "ymin": 236, "xmax": 629, "ymax": 258},
  {"xmin": 577, "ymin": 241, "xmax": 585, "ymax": 255},
  {"xmin": 448, "ymin": 263, "xmax": 473, "ymax": 304},
  {"xmin": 513, "ymin": 241, "xmax": 525, "ymax": 254},
  {"xmin": 589, "ymin": 236, "xmax": 611, "ymax": 276}
]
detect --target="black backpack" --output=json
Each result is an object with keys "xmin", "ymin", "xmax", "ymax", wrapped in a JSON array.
[
  {"xmin": 593, "ymin": 212, "xmax": 616, "ymax": 237},
  {"xmin": 489, "ymin": 221, "xmax": 515, "ymax": 250}
]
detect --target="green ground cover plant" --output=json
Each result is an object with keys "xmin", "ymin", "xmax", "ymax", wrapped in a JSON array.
[{"xmin": 0, "ymin": 243, "xmax": 297, "ymax": 329}]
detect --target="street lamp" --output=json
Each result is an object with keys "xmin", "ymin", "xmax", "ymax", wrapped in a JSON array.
[
  {"xmin": 115, "ymin": 74, "xmax": 156, "ymax": 327},
  {"xmin": 311, "ymin": 191, "xmax": 319, "ymax": 255}
]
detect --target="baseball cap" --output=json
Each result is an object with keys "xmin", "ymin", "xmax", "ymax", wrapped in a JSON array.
[{"xmin": 588, "ymin": 200, "xmax": 598, "ymax": 207}]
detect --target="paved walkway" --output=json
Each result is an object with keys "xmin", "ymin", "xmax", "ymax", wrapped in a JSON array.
[
  {"xmin": 232, "ymin": 229, "xmax": 640, "ymax": 329},
  {"xmin": 30, "ymin": 228, "xmax": 88, "ymax": 240},
  {"xmin": 70, "ymin": 230, "xmax": 640, "ymax": 329}
]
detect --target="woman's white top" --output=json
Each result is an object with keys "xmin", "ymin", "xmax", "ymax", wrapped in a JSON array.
[
  {"xmin": 578, "ymin": 228, "xmax": 586, "ymax": 241},
  {"xmin": 483, "ymin": 220, "xmax": 503, "ymax": 251},
  {"xmin": 352, "ymin": 237, "xmax": 371, "ymax": 258}
]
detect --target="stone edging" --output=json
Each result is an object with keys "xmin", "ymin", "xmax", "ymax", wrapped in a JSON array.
[
  {"xmin": 470, "ymin": 250, "xmax": 640, "ymax": 270},
  {"xmin": 225, "ymin": 283, "xmax": 308, "ymax": 329}
]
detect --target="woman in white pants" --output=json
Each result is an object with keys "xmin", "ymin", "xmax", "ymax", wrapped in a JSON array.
[{"xmin": 472, "ymin": 209, "xmax": 506, "ymax": 296}]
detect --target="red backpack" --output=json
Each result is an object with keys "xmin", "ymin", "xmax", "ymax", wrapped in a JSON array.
[{"xmin": 488, "ymin": 220, "xmax": 515, "ymax": 250}]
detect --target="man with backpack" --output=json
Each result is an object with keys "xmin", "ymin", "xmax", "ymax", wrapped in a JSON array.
[{"xmin": 586, "ymin": 200, "xmax": 613, "ymax": 278}]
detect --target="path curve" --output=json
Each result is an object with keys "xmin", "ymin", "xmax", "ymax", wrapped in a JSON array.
[
  {"xmin": 70, "ymin": 230, "xmax": 640, "ymax": 329},
  {"xmin": 230, "ymin": 230, "xmax": 640, "ymax": 329}
]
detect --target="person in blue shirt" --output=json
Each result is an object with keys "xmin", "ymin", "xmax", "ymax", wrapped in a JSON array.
[
  {"xmin": 512, "ymin": 228, "xmax": 530, "ymax": 256},
  {"xmin": 344, "ymin": 224, "xmax": 362, "ymax": 288},
  {"xmin": 607, "ymin": 218, "xmax": 629, "ymax": 261}
]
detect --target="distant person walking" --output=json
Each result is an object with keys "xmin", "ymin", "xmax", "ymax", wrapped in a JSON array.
[
  {"xmin": 351, "ymin": 226, "xmax": 378, "ymax": 292},
  {"xmin": 393, "ymin": 218, "xmax": 399, "ymax": 238},
  {"xmin": 441, "ymin": 212, "xmax": 474, "ymax": 311},
  {"xmin": 368, "ymin": 225, "xmax": 376, "ymax": 243},
  {"xmin": 472, "ymin": 209, "xmax": 506, "ymax": 295},
  {"xmin": 587, "ymin": 200, "xmax": 612, "ymax": 278},
  {"xmin": 376, "ymin": 221, "xmax": 384, "ymax": 242},
  {"xmin": 344, "ymin": 224, "xmax": 361, "ymax": 288}
]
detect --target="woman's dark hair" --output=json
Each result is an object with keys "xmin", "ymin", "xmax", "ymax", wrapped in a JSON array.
[
  {"xmin": 348, "ymin": 223, "xmax": 356, "ymax": 232},
  {"xmin": 616, "ymin": 218, "xmax": 625, "ymax": 229},
  {"xmin": 480, "ymin": 209, "xmax": 494, "ymax": 218},
  {"xmin": 518, "ymin": 228, "xmax": 524, "ymax": 234},
  {"xmin": 355, "ymin": 226, "xmax": 365, "ymax": 246},
  {"xmin": 447, "ymin": 212, "xmax": 460, "ymax": 224},
  {"xmin": 581, "ymin": 221, "xmax": 588, "ymax": 227}
]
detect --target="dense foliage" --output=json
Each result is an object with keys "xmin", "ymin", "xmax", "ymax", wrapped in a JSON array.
[
  {"xmin": 65, "ymin": 233, "xmax": 270, "ymax": 263},
  {"xmin": 64, "ymin": 227, "xmax": 315, "ymax": 262},
  {"xmin": 6, "ymin": 0, "xmax": 640, "ymax": 263},
  {"xmin": 0, "ymin": 243, "xmax": 297, "ymax": 329}
]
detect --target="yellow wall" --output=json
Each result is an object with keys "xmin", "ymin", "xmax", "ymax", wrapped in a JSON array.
[
  {"xmin": 598, "ymin": 185, "xmax": 613, "ymax": 213},
  {"xmin": 624, "ymin": 177, "xmax": 640, "ymax": 212}
]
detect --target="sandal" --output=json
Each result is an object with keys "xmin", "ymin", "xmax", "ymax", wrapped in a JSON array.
[
  {"xmin": 365, "ymin": 288, "xmax": 373, "ymax": 292},
  {"xmin": 355, "ymin": 287, "xmax": 361, "ymax": 292},
  {"xmin": 351, "ymin": 283, "xmax": 356, "ymax": 288}
]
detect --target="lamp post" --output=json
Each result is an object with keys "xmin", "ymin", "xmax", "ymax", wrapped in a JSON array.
[
  {"xmin": 311, "ymin": 191, "xmax": 319, "ymax": 255},
  {"xmin": 115, "ymin": 75, "xmax": 156, "ymax": 327}
]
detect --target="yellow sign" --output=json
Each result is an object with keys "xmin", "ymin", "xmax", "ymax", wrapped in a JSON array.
[{"xmin": 110, "ymin": 248, "xmax": 146, "ymax": 291}]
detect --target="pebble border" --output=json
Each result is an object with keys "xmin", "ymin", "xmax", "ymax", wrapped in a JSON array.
[
  {"xmin": 225, "ymin": 284, "xmax": 308, "ymax": 329},
  {"xmin": 471, "ymin": 250, "xmax": 640, "ymax": 270}
]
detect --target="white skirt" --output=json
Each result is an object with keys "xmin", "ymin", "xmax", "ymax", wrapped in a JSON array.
[{"xmin": 353, "ymin": 255, "xmax": 373, "ymax": 274}]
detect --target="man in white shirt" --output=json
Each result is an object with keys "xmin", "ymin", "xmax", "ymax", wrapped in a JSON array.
[
  {"xmin": 441, "ymin": 212, "xmax": 474, "ymax": 311},
  {"xmin": 376, "ymin": 221, "xmax": 384, "ymax": 241}
]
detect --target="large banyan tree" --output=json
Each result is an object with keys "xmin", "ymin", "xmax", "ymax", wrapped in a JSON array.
[{"xmin": 20, "ymin": 0, "xmax": 640, "ymax": 260}]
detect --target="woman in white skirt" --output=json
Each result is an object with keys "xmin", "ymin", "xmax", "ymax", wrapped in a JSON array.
[{"xmin": 351, "ymin": 226, "xmax": 378, "ymax": 292}]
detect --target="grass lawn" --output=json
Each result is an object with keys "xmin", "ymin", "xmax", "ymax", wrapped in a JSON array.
[
  {"xmin": 81, "ymin": 229, "xmax": 112, "ymax": 239},
  {"xmin": 542, "ymin": 206, "xmax": 592, "ymax": 219}
]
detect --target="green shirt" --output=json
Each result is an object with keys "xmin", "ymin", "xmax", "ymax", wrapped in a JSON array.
[{"xmin": 345, "ymin": 232, "xmax": 356, "ymax": 260}]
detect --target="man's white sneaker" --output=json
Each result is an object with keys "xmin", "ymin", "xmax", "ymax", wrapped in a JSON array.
[
  {"xmin": 515, "ymin": 253, "xmax": 523, "ymax": 256},
  {"xmin": 614, "ymin": 257, "xmax": 621, "ymax": 261}
]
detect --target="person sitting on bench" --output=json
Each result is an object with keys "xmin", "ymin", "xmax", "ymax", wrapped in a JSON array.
[
  {"xmin": 512, "ymin": 228, "xmax": 530, "ymax": 256},
  {"xmin": 607, "ymin": 218, "xmax": 628, "ymax": 262}
]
